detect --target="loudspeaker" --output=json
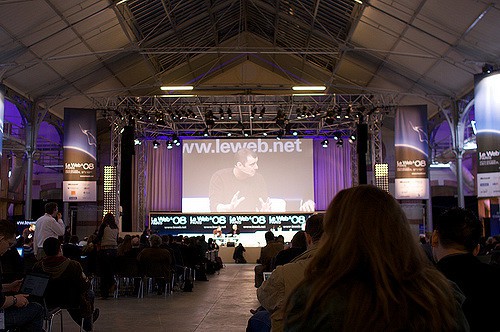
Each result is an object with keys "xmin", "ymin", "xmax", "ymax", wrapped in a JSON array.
[
  {"xmin": 356, "ymin": 123, "xmax": 368, "ymax": 184},
  {"xmin": 120, "ymin": 126, "xmax": 134, "ymax": 232},
  {"xmin": 356, "ymin": 123, "xmax": 368, "ymax": 154}
]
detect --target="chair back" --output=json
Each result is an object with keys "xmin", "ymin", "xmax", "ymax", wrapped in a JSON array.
[{"xmin": 45, "ymin": 277, "xmax": 81, "ymax": 310}]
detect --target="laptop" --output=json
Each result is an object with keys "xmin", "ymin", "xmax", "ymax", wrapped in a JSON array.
[{"xmin": 19, "ymin": 273, "xmax": 50, "ymax": 298}]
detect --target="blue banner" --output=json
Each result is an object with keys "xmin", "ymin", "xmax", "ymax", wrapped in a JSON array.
[
  {"xmin": 63, "ymin": 108, "xmax": 97, "ymax": 202},
  {"xmin": 475, "ymin": 72, "xmax": 500, "ymax": 197},
  {"xmin": 395, "ymin": 105, "xmax": 429, "ymax": 199}
]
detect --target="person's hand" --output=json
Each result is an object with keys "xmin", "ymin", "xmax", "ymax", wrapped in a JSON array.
[
  {"xmin": 300, "ymin": 199, "xmax": 316, "ymax": 212},
  {"xmin": 13, "ymin": 294, "xmax": 30, "ymax": 308},
  {"xmin": 57, "ymin": 212, "xmax": 62, "ymax": 220},
  {"xmin": 4, "ymin": 279, "xmax": 23, "ymax": 293},
  {"xmin": 257, "ymin": 198, "xmax": 271, "ymax": 212},
  {"xmin": 217, "ymin": 191, "xmax": 246, "ymax": 212},
  {"xmin": 230, "ymin": 191, "xmax": 246, "ymax": 209}
]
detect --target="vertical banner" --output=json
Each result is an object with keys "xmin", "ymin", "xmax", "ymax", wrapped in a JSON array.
[
  {"xmin": 475, "ymin": 72, "xmax": 500, "ymax": 197},
  {"xmin": 0, "ymin": 85, "xmax": 5, "ymax": 157},
  {"xmin": 395, "ymin": 105, "xmax": 429, "ymax": 199},
  {"xmin": 63, "ymin": 108, "xmax": 97, "ymax": 202}
]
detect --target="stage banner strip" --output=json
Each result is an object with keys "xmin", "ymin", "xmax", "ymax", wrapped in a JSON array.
[
  {"xmin": 394, "ymin": 105, "xmax": 429, "ymax": 199},
  {"xmin": 63, "ymin": 108, "xmax": 97, "ymax": 202},
  {"xmin": 0, "ymin": 85, "xmax": 4, "ymax": 157},
  {"xmin": 149, "ymin": 212, "xmax": 311, "ymax": 234},
  {"xmin": 475, "ymin": 72, "xmax": 500, "ymax": 197}
]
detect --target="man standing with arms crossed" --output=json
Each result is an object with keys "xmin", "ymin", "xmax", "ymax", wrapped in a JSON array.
[{"xmin": 34, "ymin": 202, "xmax": 65, "ymax": 260}]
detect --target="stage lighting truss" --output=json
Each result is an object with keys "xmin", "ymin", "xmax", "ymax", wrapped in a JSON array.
[{"xmin": 95, "ymin": 94, "xmax": 396, "ymax": 139}]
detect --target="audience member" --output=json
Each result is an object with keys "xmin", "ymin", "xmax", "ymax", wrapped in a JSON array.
[
  {"xmin": 34, "ymin": 202, "xmax": 65, "ymax": 260},
  {"xmin": 252, "ymin": 214, "xmax": 323, "ymax": 331},
  {"xmin": 233, "ymin": 243, "xmax": 247, "ymax": 263},
  {"xmin": 137, "ymin": 234, "xmax": 173, "ymax": 295},
  {"xmin": 117, "ymin": 235, "xmax": 133, "ymax": 256},
  {"xmin": 283, "ymin": 185, "xmax": 469, "ymax": 331},
  {"xmin": 433, "ymin": 207, "xmax": 500, "ymax": 331},
  {"xmin": 254, "ymin": 231, "xmax": 283, "ymax": 288},
  {"xmin": 0, "ymin": 219, "xmax": 44, "ymax": 331},
  {"xmin": 140, "ymin": 227, "xmax": 151, "ymax": 248},
  {"xmin": 21, "ymin": 223, "xmax": 35, "ymax": 243},
  {"xmin": 273, "ymin": 230, "xmax": 307, "ymax": 268},
  {"xmin": 81, "ymin": 234, "xmax": 98, "ymax": 275},
  {"xmin": 33, "ymin": 237, "xmax": 99, "ymax": 332},
  {"xmin": 62, "ymin": 235, "xmax": 82, "ymax": 262},
  {"xmin": 207, "ymin": 238, "xmax": 219, "ymax": 251},
  {"xmin": 94, "ymin": 213, "xmax": 119, "ymax": 299}
]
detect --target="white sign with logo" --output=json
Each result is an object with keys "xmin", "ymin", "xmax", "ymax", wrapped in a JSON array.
[{"xmin": 63, "ymin": 181, "xmax": 97, "ymax": 202}]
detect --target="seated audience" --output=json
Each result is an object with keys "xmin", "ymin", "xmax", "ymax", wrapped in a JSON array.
[
  {"xmin": 254, "ymin": 231, "xmax": 283, "ymax": 288},
  {"xmin": 33, "ymin": 237, "xmax": 99, "ymax": 332},
  {"xmin": 233, "ymin": 243, "xmax": 247, "ymax": 263},
  {"xmin": 137, "ymin": 234, "xmax": 173, "ymax": 295},
  {"xmin": 251, "ymin": 214, "xmax": 323, "ymax": 331},
  {"xmin": 283, "ymin": 185, "xmax": 469, "ymax": 331},
  {"xmin": 273, "ymin": 230, "xmax": 307, "ymax": 268},
  {"xmin": 433, "ymin": 207, "xmax": 500, "ymax": 331},
  {"xmin": 117, "ymin": 234, "xmax": 133, "ymax": 256},
  {"xmin": 0, "ymin": 220, "xmax": 44, "ymax": 332},
  {"xmin": 207, "ymin": 238, "xmax": 219, "ymax": 251},
  {"xmin": 62, "ymin": 235, "xmax": 82, "ymax": 262}
]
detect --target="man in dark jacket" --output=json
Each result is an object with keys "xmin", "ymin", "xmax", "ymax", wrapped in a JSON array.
[
  {"xmin": 432, "ymin": 207, "xmax": 500, "ymax": 331},
  {"xmin": 33, "ymin": 237, "xmax": 99, "ymax": 332}
]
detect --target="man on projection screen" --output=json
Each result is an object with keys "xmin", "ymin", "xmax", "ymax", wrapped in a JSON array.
[{"xmin": 209, "ymin": 148, "xmax": 270, "ymax": 212}]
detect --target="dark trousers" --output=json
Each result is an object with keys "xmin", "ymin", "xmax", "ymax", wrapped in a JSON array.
[
  {"xmin": 97, "ymin": 249, "xmax": 116, "ymax": 298},
  {"xmin": 4, "ymin": 302, "xmax": 45, "ymax": 332}
]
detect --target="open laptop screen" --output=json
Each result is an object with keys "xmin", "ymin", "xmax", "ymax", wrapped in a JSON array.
[{"xmin": 20, "ymin": 273, "xmax": 50, "ymax": 298}]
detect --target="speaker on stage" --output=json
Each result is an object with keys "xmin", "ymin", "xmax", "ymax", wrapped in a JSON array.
[{"xmin": 120, "ymin": 126, "xmax": 134, "ymax": 232}]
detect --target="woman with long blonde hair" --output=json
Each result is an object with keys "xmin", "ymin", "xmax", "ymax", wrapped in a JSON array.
[{"xmin": 284, "ymin": 185, "xmax": 469, "ymax": 331}]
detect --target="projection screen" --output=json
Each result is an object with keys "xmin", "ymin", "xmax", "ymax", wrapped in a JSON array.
[{"xmin": 182, "ymin": 138, "xmax": 315, "ymax": 213}]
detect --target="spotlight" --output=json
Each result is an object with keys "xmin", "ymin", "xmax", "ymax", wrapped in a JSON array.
[
  {"xmin": 203, "ymin": 128, "xmax": 209, "ymax": 137},
  {"xmin": 321, "ymin": 139, "xmax": 329, "ymax": 148},
  {"xmin": 156, "ymin": 112, "xmax": 166, "ymax": 126},
  {"xmin": 134, "ymin": 139, "xmax": 141, "ymax": 145},
  {"xmin": 227, "ymin": 132, "xmax": 232, "ymax": 137},
  {"xmin": 166, "ymin": 141, "xmax": 173, "ymax": 149},
  {"xmin": 243, "ymin": 130, "xmax": 249, "ymax": 137},
  {"xmin": 259, "ymin": 107, "xmax": 266, "ymax": 119},
  {"xmin": 276, "ymin": 130, "xmax": 284, "ymax": 140},
  {"xmin": 153, "ymin": 140, "xmax": 160, "ymax": 149},
  {"xmin": 336, "ymin": 138, "xmax": 344, "ymax": 147},
  {"xmin": 263, "ymin": 132, "xmax": 268, "ymax": 137},
  {"xmin": 325, "ymin": 110, "xmax": 335, "ymax": 125},
  {"xmin": 250, "ymin": 107, "xmax": 257, "ymax": 119},
  {"xmin": 172, "ymin": 133, "xmax": 180, "ymax": 146},
  {"xmin": 219, "ymin": 107, "xmax": 225, "ymax": 120},
  {"xmin": 483, "ymin": 63, "xmax": 494, "ymax": 74},
  {"xmin": 227, "ymin": 107, "xmax": 232, "ymax": 120},
  {"xmin": 295, "ymin": 107, "xmax": 303, "ymax": 119},
  {"xmin": 205, "ymin": 109, "xmax": 216, "ymax": 127},
  {"xmin": 275, "ymin": 109, "xmax": 286, "ymax": 127},
  {"xmin": 333, "ymin": 132, "xmax": 340, "ymax": 141}
]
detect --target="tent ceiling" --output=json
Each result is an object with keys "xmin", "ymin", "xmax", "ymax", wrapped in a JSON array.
[{"xmin": 0, "ymin": 0, "xmax": 498, "ymax": 122}]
